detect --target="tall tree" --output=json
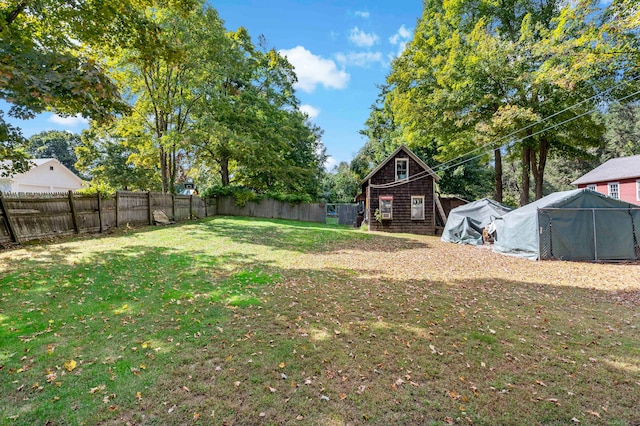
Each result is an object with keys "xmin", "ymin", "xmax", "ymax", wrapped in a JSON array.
[
  {"xmin": 105, "ymin": 3, "xmax": 226, "ymax": 193},
  {"xmin": 386, "ymin": 0, "xmax": 635, "ymax": 205},
  {"xmin": 191, "ymin": 29, "xmax": 325, "ymax": 196},
  {"xmin": 0, "ymin": 0, "xmax": 195, "ymax": 176}
]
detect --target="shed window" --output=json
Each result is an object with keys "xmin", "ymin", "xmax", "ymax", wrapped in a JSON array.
[
  {"xmin": 49, "ymin": 166, "xmax": 54, "ymax": 171},
  {"xmin": 395, "ymin": 158, "xmax": 408, "ymax": 181},
  {"xmin": 608, "ymin": 182, "xmax": 619, "ymax": 199},
  {"xmin": 586, "ymin": 184, "xmax": 596, "ymax": 191},
  {"xmin": 379, "ymin": 196, "xmax": 393, "ymax": 220},
  {"xmin": 411, "ymin": 196, "xmax": 425, "ymax": 220}
]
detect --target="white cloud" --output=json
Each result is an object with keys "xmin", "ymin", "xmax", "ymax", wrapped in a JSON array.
[
  {"xmin": 279, "ymin": 46, "xmax": 350, "ymax": 93},
  {"xmin": 355, "ymin": 10, "xmax": 370, "ymax": 18},
  {"xmin": 336, "ymin": 51, "xmax": 383, "ymax": 68},
  {"xmin": 389, "ymin": 24, "xmax": 413, "ymax": 57},
  {"xmin": 300, "ymin": 104, "xmax": 320, "ymax": 119},
  {"xmin": 324, "ymin": 155, "xmax": 337, "ymax": 171},
  {"xmin": 348, "ymin": 27, "xmax": 379, "ymax": 47},
  {"xmin": 49, "ymin": 113, "xmax": 88, "ymax": 127}
]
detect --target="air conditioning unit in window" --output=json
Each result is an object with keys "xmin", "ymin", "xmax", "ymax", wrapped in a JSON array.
[{"xmin": 382, "ymin": 213, "xmax": 391, "ymax": 220}]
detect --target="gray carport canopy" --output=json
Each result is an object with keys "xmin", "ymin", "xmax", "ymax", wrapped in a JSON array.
[
  {"xmin": 441, "ymin": 198, "xmax": 513, "ymax": 246},
  {"xmin": 493, "ymin": 189, "xmax": 640, "ymax": 261}
]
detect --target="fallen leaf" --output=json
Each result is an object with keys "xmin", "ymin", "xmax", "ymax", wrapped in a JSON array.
[
  {"xmin": 90, "ymin": 384, "xmax": 105, "ymax": 394},
  {"xmin": 268, "ymin": 386, "xmax": 277, "ymax": 393},
  {"xmin": 339, "ymin": 393, "xmax": 347, "ymax": 400},
  {"xmin": 586, "ymin": 410, "xmax": 601, "ymax": 418},
  {"xmin": 193, "ymin": 412, "xmax": 200, "ymax": 420},
  {"xmin": 279, "ymin": 362, "xmax": 286, "ymax": 369},
  {"xmin": 64, "ymin": 360, "xmax": 77, "ymax": 372},
  {"xmin": 536, "ymin": 380, "xmax": 547, "ymax": 387}
]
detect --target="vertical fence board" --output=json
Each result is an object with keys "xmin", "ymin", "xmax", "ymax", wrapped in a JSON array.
[{"xmin": 0, "ymin": 193, "xmax": 18, "ymax": 243}]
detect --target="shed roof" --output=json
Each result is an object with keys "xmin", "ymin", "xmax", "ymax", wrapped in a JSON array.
[
  {"xmin": 572, "ymin": 154, "xmax": 640, "ymax": 185},
  {"xmin": 361, "ymin": 144, "xmax": 439, "ymax": 184}
]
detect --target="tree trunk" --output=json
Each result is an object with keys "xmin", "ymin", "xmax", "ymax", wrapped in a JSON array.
[
  {"xmin": 159, "ymin": 146, "xmax": 168, "ymax": 194},
  {"xmin": 494, "ymin": 148, "xmax": 503, "ymax": 203},
  {"xmin": 220, "ymin": 156, "xmax": 230, "ymax": 186},
  {"xmin": 530, "ymin": 137, "xmax": 548, "ymax": 200},
  {"xmin": 520, "ymin": 145, "xmax": 531, "ymax": 206},
  {"xmin": 169, "ymin": 143, "xmax": 177, "ymax": 194}
]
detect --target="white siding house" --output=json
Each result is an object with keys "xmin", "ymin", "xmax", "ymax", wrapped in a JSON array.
[{"xmin": 0, "ymin": 159, "xmax": 83, "ymax": 193}]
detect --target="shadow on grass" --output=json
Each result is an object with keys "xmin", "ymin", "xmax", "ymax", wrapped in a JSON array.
[
  {"xmin": 134, "ymin": 269, "xmax": 640, "ymax": 426},
  {"xmin": 2, "ymin": 219, "xmax": 638, "ymax": 425},
  {"xmin": 190, "ymin": 216, "xmax": 430, "ymax": 254}
]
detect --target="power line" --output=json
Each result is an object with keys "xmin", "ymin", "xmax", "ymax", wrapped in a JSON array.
[
  {"xmin": 370, "ymin": 84, "xmax": 640, "ymax": 189},
  {"xmin": 432, "ymin": 74, "xmax": 640, "ymax": 172},
  {"xmin": 435, "ymin": 86, "xmax": 640, "ymax": 174}
]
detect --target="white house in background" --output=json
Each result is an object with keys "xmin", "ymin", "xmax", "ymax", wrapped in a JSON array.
[{"xmin": 0, "ymin": 158, "xmax": 83, "ymax": 193}]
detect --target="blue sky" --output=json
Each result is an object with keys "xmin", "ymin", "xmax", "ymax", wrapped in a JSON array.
[
  {"xmin": 213, "ymin": 0, "xmax": 423, "ymax": 169},
  {"xmin": 2, "ymin": 0, "xmax": 423, "ymax": 169}
]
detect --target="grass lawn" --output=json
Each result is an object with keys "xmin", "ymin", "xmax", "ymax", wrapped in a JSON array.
[{"xmin": 0, "ymin": 216, "xmax": 639, "ymax": 425}]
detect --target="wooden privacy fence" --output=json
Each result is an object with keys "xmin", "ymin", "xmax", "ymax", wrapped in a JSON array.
[
  {"xmin": 0, "ymin": 191, "xmax": 216, "ymax": 244},
  {"xmin": 216, "ymin": 196, "xmax": 326, "ymax": 223}
]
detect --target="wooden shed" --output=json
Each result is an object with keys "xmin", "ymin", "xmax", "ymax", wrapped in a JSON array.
[{"xmin": 361, "ymin": 144, "xmax": 441, "ymax": 235}]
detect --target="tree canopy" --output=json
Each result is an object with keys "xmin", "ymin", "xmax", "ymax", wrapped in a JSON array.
[
  {"xmin": 2, "ymin": 1, "xmax": 326, "ymax": 198},
  {"xmin": 358, "ymin": 0, "xmax": 640, "ymax": 205}
]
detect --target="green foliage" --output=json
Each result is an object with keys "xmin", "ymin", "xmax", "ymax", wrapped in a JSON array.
[
  {"xmin": 376, "ymin": 0, "xmax": 638, "ymax": 204},
  {"xmin": 320, "ymin": 162, "xmax": 361, "ymax": 203},
  {"xmin": 26, "ymin": 130, "xmax": 82, "ymax": 175},
  {"xmin": 75, "ymin": 125, "xmax": 161, "ymax": 191},
  {"xmin": 202, "ymin": 184, "xmax": 312, "ymax": 207}
]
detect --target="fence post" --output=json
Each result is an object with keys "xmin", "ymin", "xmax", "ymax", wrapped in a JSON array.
[
  {"xmin": 0, "ymin": 192, "xmax": 18, "ymax": 243},
  {"xmin": 189, "ymin": 195, "xmax": 193, "ymax": 220},
  {"xmin": 115, "ymin": 191, "xmax": 120, "ymax": 228},
  {"xmin": 96, "ymin": 191, "xmax": 103, "ymax": 233},
  {"xmin": 68, "ymin": 190, "xmax": 79, "ymax": 233},
  {"xmin": 172, "ymin": 194, "xmax": 176, "ymax": 220},
  {"xmin": 148, "ymin": 191, "xmax": 153, "ymax": 225},
  {"xmin": 204, "ymin": 197, "xmax": 208, "ymax": 217}
]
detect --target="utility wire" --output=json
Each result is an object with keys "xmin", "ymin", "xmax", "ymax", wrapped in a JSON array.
[
  {"xmin": 432, "ymin": 74, "xmax": 640, "ymax": 172},
  {"xmin": 435, "ymin": 87, "xmax": 640, "ymax": 174},
  {"xmin": 370, "ymin": 85, "xmax": 640, "ymax": 189}
]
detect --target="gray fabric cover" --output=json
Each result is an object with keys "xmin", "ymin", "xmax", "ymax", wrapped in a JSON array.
[
  {"xmin": 493, "ymin": 189, "xmax": 640, "ymax": 260},
  {"xmin": 441, "ymin": 198, "xmax": 513, "ymax": 245}
]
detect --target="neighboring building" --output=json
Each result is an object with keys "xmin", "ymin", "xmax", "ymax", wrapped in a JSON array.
[
  {"xmin": 0, "ymin": 158, "xmax": 83, "ymax": 193},
  {"xmin": 572, "ymin": 154, "xmax": 640, "ymax": 205},
  {"xmin": 361, "ymin": 144, "xmax": 440, "ymax": 235}
]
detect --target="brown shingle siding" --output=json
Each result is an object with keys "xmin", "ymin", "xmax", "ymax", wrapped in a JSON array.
[{"xmin": 365, "ymin": 147, "xmax": 436, "ymax": 235}]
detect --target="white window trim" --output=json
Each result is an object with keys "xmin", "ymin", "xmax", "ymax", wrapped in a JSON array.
[
  {"xmin": 608, "ymin": 182, "xmax": 620, "ymax": 199},
  {"xmin": 395, "ymin": 158, "xmax": 409, "ymax": 181},
  {"xmin": 411, "ymin": 195, "xmax": 425, "ymax": 220},
  {"xmin": 586, "ymin": 184, "xmax": 596, "ymax": 191},
  {"xmin": 636, "ymin": 179, "xmax": 640, "ymax": 201},
  {"xmin": 379, "ymin": 196, "xmax": 393, "ymax": 220}
]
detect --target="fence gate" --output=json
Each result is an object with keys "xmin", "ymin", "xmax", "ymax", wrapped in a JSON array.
[{"xmin": 326, "ymin": 204, "xmax": 359, "ymax": 226}]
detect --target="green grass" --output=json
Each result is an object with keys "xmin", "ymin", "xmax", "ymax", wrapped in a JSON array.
[{"xmin": 0, "ymin": 216, "xmax": 638, "ymax": 425}]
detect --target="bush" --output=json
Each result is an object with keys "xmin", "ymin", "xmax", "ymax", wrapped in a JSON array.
[{"xmin": 202, "ymin": 185, "xmax": 313, "ymax": 207}]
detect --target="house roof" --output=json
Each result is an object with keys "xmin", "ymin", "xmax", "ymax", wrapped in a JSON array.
[
  {"xmin": 361, "ymin": 144, "xmax": 439, "ymax": 184},
  {"xmin": 572, "ymin": 154, "xmax": 640, "ymax": 185},
  {"xmin": 0, "ymin": 158, "xmax": 83, "ymax": 185}
]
